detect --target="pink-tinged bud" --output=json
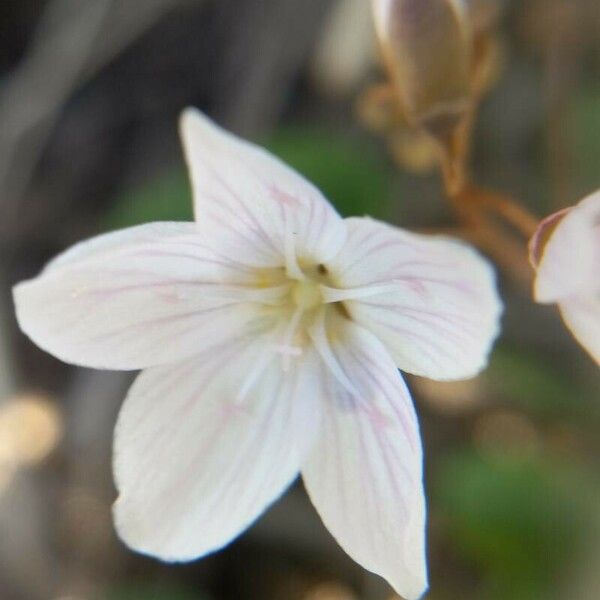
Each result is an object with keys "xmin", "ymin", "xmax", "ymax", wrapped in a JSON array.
[
  {"xmin": 372, "ymin": 0, "xmax": 472, "ymax": 141},
  {"xmin": 530, "ymin": 191, "xmax": 600, "ymax": 365}
]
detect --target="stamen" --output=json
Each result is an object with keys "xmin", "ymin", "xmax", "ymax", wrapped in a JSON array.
[
  {"xmin": 320, "ymin": 282, "xmax": 400, "ymax": 303},
  {"xmin": 283, "ymin": 208, "xmax": 306, "ymax": 281},
  {"xmin": 197, "ymin": 283, "xmax": 292, "ymax": 306},
  {"xmin": 273, "ymin": 344, "xmax": 302, "ymax": 357},
  {"xmin": 233, "ymin": 283, "xmax": 292, "ymax": 305},
  {"xmin": 307, "ymin": 310, "xmax": 390, "ymax": 424},
  {"xmin": 276, "ymin": 306, "xmax": 304, "ymax": 371},
  {"xmin": 307, "ymin": 309, "xmax": 358, "ymax": 397}
]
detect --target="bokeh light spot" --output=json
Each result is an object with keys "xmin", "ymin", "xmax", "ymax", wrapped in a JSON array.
[{"xmin": 0, "ymin": 393, "xmax": 63, "ymax": 468}]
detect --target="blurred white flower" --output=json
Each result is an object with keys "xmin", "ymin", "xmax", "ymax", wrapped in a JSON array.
[
  {"xmin": 311, "ymin": 0, "xmax": 376, "ymax": 96},
  {"xmin": 13, "ymin": 109, "xmax": 502, "ymax": 600},
  {"xmin": 530, "ymin": 191, "xmax": 600, "ymax": 365}
]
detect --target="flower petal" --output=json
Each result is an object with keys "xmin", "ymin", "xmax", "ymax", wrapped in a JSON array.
[
  {"xmin": 113, "ymin": 337, "xmax": 324, "ymax": 561},
  {"xmin": 528, "ymin": 207, "xmax": 570, "ymax": 269},
  {"xmin": 13, "ymin": 222, "xmax": 274, "ymax": 370},
  {"xmin": 179, "ymin": 109, "xmax": 347, "ymax": 269},
  {"xmin": 302, "ymin": 319, "xmax": 427, "ymax": 600},
  {"xmin": 327, "ymin": 217, "xmax": 502, "ymax": 380},
  {"xmin": 534, "ymin": 191, "xmax": 600, "ymax": 303},
  {"xmin": 560, "ymin": 297, "xmax": 600, "ymax": 365}
]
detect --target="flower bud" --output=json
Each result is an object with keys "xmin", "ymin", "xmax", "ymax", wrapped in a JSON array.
[
  {"xmin": 372, "ymin": 0, "xmax": 472, "ymax": 139},
  {"xmin": 467, "ymin": 0, "xmax": 505, "ymax": 98}
]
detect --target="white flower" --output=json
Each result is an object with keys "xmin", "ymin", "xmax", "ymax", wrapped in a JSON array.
[
  {"xmin": 13, "ymin": 109, "xmax": 502, "ymax": 600},
  {"xmin": 530, "ymin": 191, "xmax": 600, "ymax": 365}
]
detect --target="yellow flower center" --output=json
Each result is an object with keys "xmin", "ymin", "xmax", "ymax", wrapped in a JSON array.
[{"xmin": 291, "ymin": 280, "xmax": 323, "ymax": 311}]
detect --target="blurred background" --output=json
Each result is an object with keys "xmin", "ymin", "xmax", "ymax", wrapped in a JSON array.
[{"xmin": 0, "ymin": 1, "xmax": 599, "ymax": 599}]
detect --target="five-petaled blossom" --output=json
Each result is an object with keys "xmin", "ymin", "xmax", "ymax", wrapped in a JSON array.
[
  {"xmin": 13, "ymin": 109, "xmax": 502, "ymax": 599},
  {"xmin": 530, "ymin": 190, "xmax": 600, "ymax": 365}
]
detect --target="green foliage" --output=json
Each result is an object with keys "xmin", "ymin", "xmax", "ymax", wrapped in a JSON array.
[
  {"xmin": 103, "ymin": 169, "xmax": 193, "ymax": 231},
  {"xmin": 572, "ymin": 84, "xmax": 600, "ymax": 194},
  {"xmin": 264, "ymin": 127, "xmax": 392, "ymax": 219},
  {"xmin": 485, "ymin": 345, "xmax": 599, "ymax": 422},
  {"xmin": 108, "ymin": 582, "xmax": 211, "ymax": 600},
  {"xmin": 433, "ymin": 449, "xmax": 592, "ymax": 600}
]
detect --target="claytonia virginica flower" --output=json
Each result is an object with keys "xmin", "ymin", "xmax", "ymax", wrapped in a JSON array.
[
  {"xmin": 530, "ymin": 190, "xmax": 600, "ymax": 365},
  {"xmin": 13, "ymin": 109, "xmax": 502, "ymax": 600}
]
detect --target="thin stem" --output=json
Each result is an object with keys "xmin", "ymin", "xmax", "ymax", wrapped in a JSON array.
[
  {"xmin": 463, "ymin": 185, "xmax": 540, "ymax": 239},
  {"xmin": 448, "ymin": 185, "xmax": 534, "ymax": 285}
]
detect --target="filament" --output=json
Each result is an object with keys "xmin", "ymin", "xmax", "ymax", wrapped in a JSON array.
[
  {"xmin": 320, "ymin": 282, "xmax": 399, "ymax": 303},
  {"xmin": 275, "ymin": 307, "xmax": 304, "ymax": 371},
  {"xmin": 307, "ymin": 308, "xmax": 358, "ymax": 397},
  {"xmin": 283, "ymin": 208, "xmax": 306, "ymax": 281}
]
